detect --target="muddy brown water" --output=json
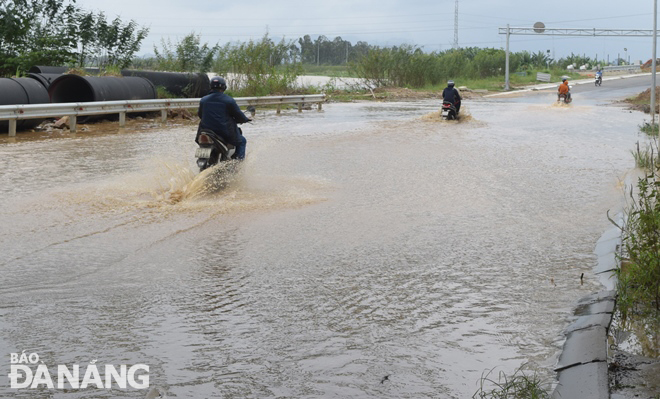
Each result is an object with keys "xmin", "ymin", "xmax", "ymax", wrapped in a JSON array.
[{"xmin": 0, "ymin": 94, "xmax": 649, "ymax": 398}]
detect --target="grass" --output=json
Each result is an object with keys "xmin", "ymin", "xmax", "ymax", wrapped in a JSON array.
[
  {"xmin": 631, "ymin": 141, "xmax": 658, "ymax": 169},
  {"xmin": 472, "ymin": 364, "xmax": 552, "ymax": 399},
  {"xmin": 156, "ymin": 86, "xmax": 177, "ymax": 99},
  {"xmin": 299, "ymin": 64, "xmax": 355, "ymax": 77},
  {"xmin": 614, "ymin": 123, "xmax": 660, "ymax": 331},
  {"xmin": 640, "ymin": 122, "xmax": 659, "ymax": 136}
]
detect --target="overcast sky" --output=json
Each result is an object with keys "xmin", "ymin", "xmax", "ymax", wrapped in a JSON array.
[{"xmin": 74, "ymin": 0, "xmax": 657, "ymax": 63}]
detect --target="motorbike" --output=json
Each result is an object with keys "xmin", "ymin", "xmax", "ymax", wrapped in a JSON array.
[
  {"xmin": 557, "ymin": 93, "xmax": 572, "ymax": 104},
  {"xmin": 195, "ymin": 128, "xmax": 237, "ymax": 172},
  {"xmin": 441, "ymin": 101, "xmax": 458, "ymax": 120},
  {"xmin": 595, "ymin": 75, "xmax": 602, "ymax": 86}
]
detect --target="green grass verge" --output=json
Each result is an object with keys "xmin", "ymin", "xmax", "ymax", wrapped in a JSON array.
[{"xmin": 472, "ymin": 364, "xmax": 552, "ymax": 399}]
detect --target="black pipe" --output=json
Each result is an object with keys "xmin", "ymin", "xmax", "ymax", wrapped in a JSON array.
[
  {"xmin": 121, "ymin": 70, "xmax": 210, "ymax": 97},
  {"xmin": 0, "ymin": 78, "xmax": 50, "ymax": 133},
  {"xmin": 27, "ymin": 73, "xmax": 63, "ymax": 89},
  {"xmin": 30, "ymin": 66, "xmax": 211, "ymax": 97},
  {"xmin": 48, "ymin": 75, "xmax": 157, "ymax": 122},
  {"xmin": 48, "ymin": 75, "xmax": 157, "ymax": 103},
  {"xmin": 28, "ymin": 66, "xmax": 99, "ymax": 74}
]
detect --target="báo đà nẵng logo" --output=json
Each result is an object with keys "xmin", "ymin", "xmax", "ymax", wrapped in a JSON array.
[{"xmin": 8, "ymin": 351, "xmax": 149, "ymax": 389}]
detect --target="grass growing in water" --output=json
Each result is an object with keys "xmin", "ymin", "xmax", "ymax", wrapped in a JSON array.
[
  {"xmin": 631, "ymin": 141, "xmax": 658, "ymax": 169},
  {"xmin": 472, "ymin": 364, "xmax": 552, "ymax": 399},
  {"xmin": 613, "ymin": 124, "xmax": 660, "ymax": 341}
]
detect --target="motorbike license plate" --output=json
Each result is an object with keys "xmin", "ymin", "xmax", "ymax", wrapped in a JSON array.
[
  {"xmin": 442, "ymin": 110, "xmax": 449, "ymax": 116},
  {"xmin": 195, "ymin": 147, "xmax": 212, "ymax": 158}
]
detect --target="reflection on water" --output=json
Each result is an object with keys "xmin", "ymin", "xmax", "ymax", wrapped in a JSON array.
[{"xmin": 0, "ymin": 98, "xmax": 647, "ymax": 398}]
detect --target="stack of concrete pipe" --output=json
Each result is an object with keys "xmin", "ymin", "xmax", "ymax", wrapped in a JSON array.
[{"xmin": 1, "ymin": 66, "xmax": 210, "ymax": 132}]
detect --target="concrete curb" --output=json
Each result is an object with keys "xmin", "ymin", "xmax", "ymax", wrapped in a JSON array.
[
  {"xmin": 551, "ymin": 213, "xmax": 624, "ymax": 399},
  {"xmin": 484, "ymin": 73, "xmax": 652, "ymax": 98}
]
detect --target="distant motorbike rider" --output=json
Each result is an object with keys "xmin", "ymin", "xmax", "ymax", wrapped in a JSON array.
[
  {"xmin": 558, "ymin": 78, "xmax": 571, "ymax": 101},
  {"xmin": 197, "ymin": 76, "xmax": 251, "ymax": 160},
  {"xmin": 442, "ymin": 80, "xmax": 462, "ymax": 114},
  {"xmin": 595, "ymin": 69, "xmax": 603, "ymax": 83}
]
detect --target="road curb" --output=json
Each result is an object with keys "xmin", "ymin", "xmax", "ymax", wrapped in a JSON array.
[
  {"xmin": 484, "ymin": 73, "xmax": 652, "ymax": 98},
  {"xmin": 551, "ymin": 213, "xmax": 624, "ymax": 399}
]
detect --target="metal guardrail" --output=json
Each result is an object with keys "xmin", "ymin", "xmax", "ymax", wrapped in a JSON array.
[
  {"xmin": 0, "ymin": 94, "xmax": 326, "ymax": 136},
  {"xmin": 536, "ymin": 72, "xmax": 551, "ymax": 82},
  {"xmin": 602, "ymin": 65, "xmax": 641, "ymax": 72}
]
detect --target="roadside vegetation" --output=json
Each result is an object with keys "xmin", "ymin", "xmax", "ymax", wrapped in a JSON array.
[
  {"xmin": 613, "ymin": 121, "xmax": 660, "ymax": 355},
  {"xmin": 612, "ymin": 119, "xmax": 660, "ymax": 366},
  {"xmin": 0, "ymin": 0, "xmax": 148, "ymax": 76},
  {"xmin": 472, "ymin": 364, "xmax": 552, "ymax": 399},
  {"xmin": 1, "ymin": 4, "xmax": 606, "ymax": 98}
]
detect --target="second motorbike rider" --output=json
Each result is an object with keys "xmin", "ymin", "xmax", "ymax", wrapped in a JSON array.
[{"xmin": 442, "ymin": 80, "xmax": 462, "ymax": 114}]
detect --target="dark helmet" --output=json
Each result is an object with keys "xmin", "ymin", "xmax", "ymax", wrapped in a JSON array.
[
  {"xmin": 447, "ymin": 80, "xmax": 455, "ymax": 88},
  {"xmin": 562, "ymin": 78, "xmax": 567, "ymax": 82},
  {"xmin": 210, "ymin": 76, "xmax": 227, "ymax": 90}
]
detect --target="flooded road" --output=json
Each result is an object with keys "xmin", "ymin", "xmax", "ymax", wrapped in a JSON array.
[{"xmin": 0, "ymin": 81, "xmax": 650, "ymax": 398}]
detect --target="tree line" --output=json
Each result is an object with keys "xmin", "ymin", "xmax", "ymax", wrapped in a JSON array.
[
  {"xmin": 0, "ymin": 0, "xmax": 147, "ymax": 76},
  {"xmin": 1, "ymin": 1, "xmax": 606, "ymax": 92}
]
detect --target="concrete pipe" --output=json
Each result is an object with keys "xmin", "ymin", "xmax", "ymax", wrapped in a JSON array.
[
  {"xmin": 28, "ymin": 73, "xmax": 63, "ymax": 90},
  {"xmin": 0, "ymin": 78, "xmax": 50, "ymax": 133},
  {"xmin": 121, "ymin": 70, "xmax": 210, "ymax": 97},
  {"xmin": 48, "ymin": 75, "xmax": 157, "ymax": 122}
]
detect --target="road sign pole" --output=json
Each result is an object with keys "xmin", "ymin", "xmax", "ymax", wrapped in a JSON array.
[
  {"xmin": 652, "ymin": 0, "xmax": 657, "ymax": 127},
  {"xmin": 505, "ymin": 24, "xmax": 510, "ymax": 91}
]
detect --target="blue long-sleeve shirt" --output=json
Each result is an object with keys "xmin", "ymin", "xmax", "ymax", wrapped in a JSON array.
[{"xmin": 198, "ymin": 91, "xmax": 250, "ymax": 145}]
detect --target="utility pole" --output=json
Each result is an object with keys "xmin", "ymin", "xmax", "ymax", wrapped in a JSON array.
[
  {"xmin": 453, "ymin": 0, "xmax": 459, "ymax": 49},
  {"xmin": 652, "ymin": 0, "xmax": 657, "ymax": 127},
  {"xmin": 504, "ymin": 24, "xmax": 510, "ymax": 90}
]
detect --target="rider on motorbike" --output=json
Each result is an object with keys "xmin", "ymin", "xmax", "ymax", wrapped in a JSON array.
[
  {"xmin": 558, "ymin": 78, "xmax": 571, "ymax": 101},
  {"xmin": 197, "ymin": 76, "xmax": 251, "ymax": 160},
  {"xmin": 595, "ymin": 69, "xmax": 603, "ymax": 83},
  {"xmin": 442, "ymin": 80, "xmax": 462, "ymax": 114}
]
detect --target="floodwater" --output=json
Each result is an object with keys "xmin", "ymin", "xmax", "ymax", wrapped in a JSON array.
[{"xmin": 0, "ymin": 85, "xmax": 650, "ymax": 398}]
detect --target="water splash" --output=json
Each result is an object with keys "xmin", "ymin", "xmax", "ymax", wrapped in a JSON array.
[
  {"xmin": 421, "ymin": 105, "xmax": 474, "ymax": 123},
  {"xmin": 164, "ymin": 161, "xmax": 240, "ymax": 204}
]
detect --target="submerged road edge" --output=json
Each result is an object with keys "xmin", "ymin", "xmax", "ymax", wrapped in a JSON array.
[{"xmin": 550, "ymin": 213, "xmax": 623, "ymax": 399}]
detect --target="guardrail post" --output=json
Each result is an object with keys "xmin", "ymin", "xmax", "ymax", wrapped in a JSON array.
[
  {"xmin": 298, "ymin": 103, "xmax": 303, "ymax": 113},
  {"xmin": 160, "ymin": 110, "xmax": 167, "ymax": 123},
  {"xmin": 276, "ymin": 105, "xmax": 281, "ymax": 115},
  {"xmin": 69, "ymin": 115, "xmax": 77, "ymax": 133},
  {"xmin": 8, "ymin": 120, "xmax": 17, "ymax": 137},
  {"xmin": 119, "ymin": 112, "xmax": 126, "ymax": 127},
  {"xmin": 317, "ymin": 102, "xmax": 322, "ymax": 111}
]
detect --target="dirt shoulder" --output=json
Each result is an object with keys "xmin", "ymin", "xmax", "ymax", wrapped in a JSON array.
[
  {"xmin": 325, "ymin": 86, "xmax": 488, "ymax": 102},
  {"xmin": 622, "ymin": 86, "xmax": 660, "ymax": 114},
  {"xmin": 609, "ymin": 349, "xmax": 660, "ymax": 399}
]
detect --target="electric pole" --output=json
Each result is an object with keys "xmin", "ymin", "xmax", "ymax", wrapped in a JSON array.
[
  {"xmin": 652, "ymin": 0, "xmax": 657, "ymax": 127},
  {"xmin": 453, "ymin": 0, "xmax": 459, "ymax": 49}
]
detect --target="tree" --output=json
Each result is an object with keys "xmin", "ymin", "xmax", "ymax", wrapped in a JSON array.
[
  {"xmin": 298, "ymin": 35, "xmax": 315, "ymax": 64},
  {"xmin": 213, "ymin": 34, "xmax": 302, "ymax": 96},
  {"xmin": 0, "ymin": 1, "xmax": 148, "ymax": 76},
  {"xmin": 153, "ymin": 32, "xmax": 218, "ymax": 73},
  {"xmin": 0, "ymin": 0, "xmax": 79, "ymax": 75},
  {"xmin": 77, "ymin": 11, "xmax": 148, "ymax": 70}
]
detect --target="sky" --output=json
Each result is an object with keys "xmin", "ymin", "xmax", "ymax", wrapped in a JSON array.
[{"xmin": 73, "ymin": 0, "xmax": 658, "ymax": 63}]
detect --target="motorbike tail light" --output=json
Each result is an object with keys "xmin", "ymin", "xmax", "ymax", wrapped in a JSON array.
[{"xmin": 199, "ymin": 134, "xmax": 213, "ymax": 144}]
